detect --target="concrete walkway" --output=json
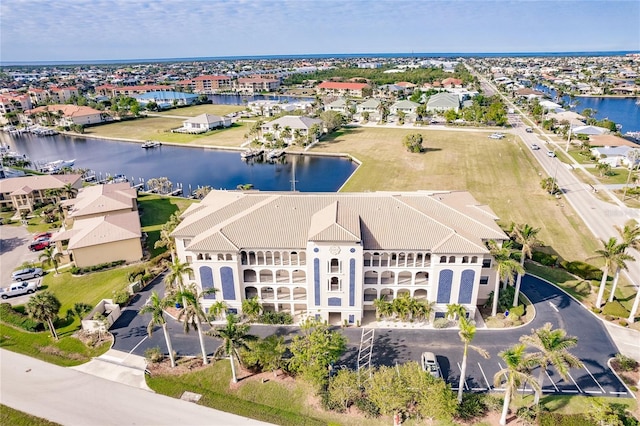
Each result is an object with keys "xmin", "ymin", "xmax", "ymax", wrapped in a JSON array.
[
  {"xmin": 0, "ymin": 349, "xmax": 274, "ymax": 426},
  {"xmin": 71, "ymin": 348, "xmax": 152, "ymax": 391}
]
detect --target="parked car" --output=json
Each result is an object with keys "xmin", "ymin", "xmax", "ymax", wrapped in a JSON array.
[
  {"xmin": 525, "ymin": 127, "xmax": 533, "ymax": 133},
  {"xmin": 0, "ymin": 281, "xmax": 41, "ymax": 299},
  {"xmin": 421, "ymin": 351, "xmax": 442, "ymax": 379},
  {"xmin": 33, "ymin": 232, "xmax": 52, "ymax": 240},
  {"xmin": 11, "ymin": 267, "xmax": 44, "ymax": 281},
  {"xmin": 29, "ymin": 238, "xmax": 50, "ymax": 251},
  {"xmin": 547, "ymin": 150, "xmax": 556, "ymax": 157},
  {"xmin": 488, "ymin": 133, "xmax": 505, "ymax": 139},
  {"xmin": 531, "ymin": 144, "xmax": 540, "ymax": 150}
]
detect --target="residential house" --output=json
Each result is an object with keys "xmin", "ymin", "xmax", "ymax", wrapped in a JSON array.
[
  {"xmin": 590, "ymin": 146, "xmax": 640, "ymax": 168},
  {"xmin": 390, "ymin": 100, "xmax": 420, "ymax": 115},
  {"xmin": 426, "ymin": 92, "xmax": 461, "ymax": 113},
  {"xmin": 177, "ymin": 75, "xmax": 233, "ymax": 93},
  {"xmin": 49, "ymin": 86, "xmax": 79, "ymax": 103},
  {"xmin": 324, "ymin": 99, "xmax": 350, "ymax": 114},
  {"xmin": 356, "ymin": 98, "xmax": 381, "ymax": 118},
  {"xmin": 51, "ymin": 183, "xmax": 143, "ymax": 268},
  {"xmin": 316, "ymin": 82, "xmax": 370, "ymax": 98},
  {"xmin": 259, "ymin": 115, "xmax": 323, "ymax": 144},
  {"xmin": 0, "ymin": 93, "xmax": 32, "ymax": 124},
  {"xmin": 0, "ymin": 174, "xmax": 82, "ymax": 212},
  {"xmin": 23, "ymin": 104, "xmax": 106, "ymax": 126},
  {"xmin": 177, "ymin": 114, "xmax": 232, "ymax": 134},
  {"xmin": 171, "ymin": 190, "xmax": 507, "ymax": 325}
]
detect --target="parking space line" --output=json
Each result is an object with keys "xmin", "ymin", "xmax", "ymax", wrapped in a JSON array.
[
  {"xmin": 456, "ymin": 362, "xmax": 469, "ymax": 390},
  {"xmin": 478, "ymin": 362, "xmax": 492, "ymax": 389},
  {"xmin": 562, "ymin": 390, "xmax": 580, "ymax": 393},
  {"xmin": 584, "ymin": 390, "xmax": 603, "ymax": 394},
  {"xmin": 129, "ymin": 336, "xmax": 148, "ymax": 354},
  {"xmin": 609, "ymin": 391, "xmax": 629, "ymax": 395},
  {"xmin": 545, "ymin": 370, "xmax": 559, "ymax": 392},
  {"xmin": 583, "ymin": 366, "xmax": 605, "ymax": 394},
  {"xmin": 567, "ymin": 372, "xmax": 583, "ymax": 393}
]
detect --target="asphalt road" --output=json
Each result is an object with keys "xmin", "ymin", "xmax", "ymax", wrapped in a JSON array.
[{"xmin": 111, "ymin": 274, "xmax": 631, "ymax": 399}]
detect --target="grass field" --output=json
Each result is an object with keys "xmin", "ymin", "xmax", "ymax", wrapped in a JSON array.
[
  {"xmin": 139, "ymin": 193, "xmax": 196, "ymax": 257},
  {"xmin": 154, "ymin": 104, "xmax": 246, "ymax": 117},
  {"xmin": 0, "ymin": 404, "xmax": 61, "ymax": 426},
  {"xmin": 310, "ymin": 126, "xmax": 598, "ymax": 262}
]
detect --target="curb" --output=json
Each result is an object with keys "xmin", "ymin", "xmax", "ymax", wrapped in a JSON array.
[{"xmin": 607, "ymin": 357, "xmax": 638, "ymax": 400}]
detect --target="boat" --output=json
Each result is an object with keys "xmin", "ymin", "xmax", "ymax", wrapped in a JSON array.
[
  {"xmin": 266, "ymin": 149, "xmax": 285, "ymax": 161},
  {"xmin": 240, "ymin": 148, "xmax": 264, "ymax": 160},
  {"xmin": 141, "ymin": 140, "xmax": 161, "ymax": 149},
  {"xmin": 625, "ymin": 131, "xmax": 640, "ymax": 141},
  {"xmin": 44, "ymin": 159, "xmax": 75, "ymax": 173},
  {"xmin": 636, "ymin": 99, "xmax": 640, "ymax": 106}
]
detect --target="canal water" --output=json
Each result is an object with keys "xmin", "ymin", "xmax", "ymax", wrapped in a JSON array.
[
  {"xmin": 0, "ymin": 133, "xmax": 358, "ymax": 194},
  {"xmin": 534, "ymin": 85, "xmax": 639, "ymax": 133}
]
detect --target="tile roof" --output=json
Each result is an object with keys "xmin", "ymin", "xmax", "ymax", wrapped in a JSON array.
[
  {"xmin": 24, "ymin": 104, "xmax": 101, "ymax": 118},
  {"xmin": 65, "ymin": 183, "xmax": 136, "ymax": 218},
  {"xmin": 0, "ymin": 174, "xmax": 82, "ymax": 194},
  {"xmin": 64, "ymin": 211, "xmax": 141, "ymax": 249},
  {"xmin": 174, "ymin": 191, "xmax": 506, "ymax": 253},
  {"xmin": 318, "ymin": 82, "xmax": 369, "ymax": 90}
]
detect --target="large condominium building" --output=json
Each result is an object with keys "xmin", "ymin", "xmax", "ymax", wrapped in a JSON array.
[{"xmin": 172, "ymin": 190, "xmax": 507, "ymax": 325}]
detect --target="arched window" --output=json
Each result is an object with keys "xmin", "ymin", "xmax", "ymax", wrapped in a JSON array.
[
  {"xmin": 197, "ymin": 253, "xmax": 203, "ymax": 260},
  {"xmin": 462, "ymin": 256, "xmax": 469, "ymax": 264},
  {"xmin": 225, "ymin": 254, "xmax": 232, "ymax": 261},
  {"xmin": 329, "ymin": 277, "xmax": 341, "ymax": 291},
  {"xmin": 218, "ymin": 254, "xmax": 224, "ymax": 261},
  {"xmin": 205, "ymin": 253, "xmax": 212, "ymax": 260},
  {"xmin": 329, "ymin": 258, "xmax": 341, "ymax": 273},
  {"xmin": 471, "ymin": 256, "xmax": 478, "ymax": 263},
  {"xmin": 449, "ymin": 256, "xmax": 456, "ymax": 263},
  {"xmin": 440, "ymin": 256, "xmax": 447, "ymax": 263}
]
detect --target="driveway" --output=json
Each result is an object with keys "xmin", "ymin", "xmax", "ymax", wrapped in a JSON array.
[
  {"xmin": 110, "ymin": 275, "xmax": 631, "ymax": 399},
  {"xmin": 0, "ymin": 224, "xmax": 41, "ymax": 303}
]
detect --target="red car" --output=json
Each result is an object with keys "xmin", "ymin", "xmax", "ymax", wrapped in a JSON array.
[
  {"xmin": 33, "ymin": 232, "xmax": 52, "ymax": 241},
  {"xmin": 29, "ymin": 238, "xmax": 50, "ymax": 252}
]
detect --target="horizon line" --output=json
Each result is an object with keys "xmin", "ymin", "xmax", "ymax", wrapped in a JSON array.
[{"xmin": 1, "ymin": 50, "xmax": 639, "ymax": 67}]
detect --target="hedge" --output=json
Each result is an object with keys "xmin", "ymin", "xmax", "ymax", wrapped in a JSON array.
[
  {"xmin": 559, "ymin": 260, "xmax": 603, "ymax": 281},
  {"xmin": 538, "ymin": 412, "xmax": 596, "ymax": 426},
  {"xmin": 532, "ymin": 251, "xmax": 558, "ymax": 266},
  {"xmin": 71, "ymin": 260, "xmax": 126, "ymax": 275},
  {"xmin": 602, "ymin": 300, "xmax": 629, "ymax": 318},
  {"xmin": 0, "ymin": 303, "xmax": 44, "ymax": 332}
]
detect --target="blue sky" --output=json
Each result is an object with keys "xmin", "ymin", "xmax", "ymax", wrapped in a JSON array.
[{"xmin": 1, "ymin": 0, "xmax": 639, "ymax": 62}]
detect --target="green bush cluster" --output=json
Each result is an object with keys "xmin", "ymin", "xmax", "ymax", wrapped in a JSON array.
[
  {"xmin": 144, "ymin": 346, "xmax": 164, "ymax": 363},
  {"xmin": 257, "ymin": 311, "xmax": 293, "ymax": 325},
  {"xmin": 559, "ymin": 261, "xmax": 603, "ymax": 280},
  {"xmin": 433, "ymin": 318, "xmax": 451, "ymax": 328},
  {"xmin": 614, "ymin": 353, "xmax": 639, "ymax": 372},
  {"xmin": 456, "ymin": 393, "xmax": 488, "ymax": 420},
  {"xmin": 538, "ymin": 412, "xmax": 594, "ymax": 426},
  {"xmin": 70, "ymin": 260, "xmax": 126, "ymax": 275},
  {"xmin": 0, "ymin": 303, "xmax": 44, "ymax": 332},
  {"xmin": 112, "ymin": 289, "xmax": 131, "ymax": 306},
  {"xmin": 532, "ymin": 251, "xmax": 559, "ymax": 266}
]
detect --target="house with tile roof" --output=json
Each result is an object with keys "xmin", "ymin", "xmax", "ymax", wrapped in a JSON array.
[
  {"xmin": 235, "ymin": 77, "xmax": 280, "ymax": 94},
  {"xmin": 259, "ymin": 115, "xmax": 323, "ymax": 144},
  {"xmin": 23, "ymin": 104, "xmax": 106, "ymax": 126},
  {"xmin": 390, "ymin": 100, "xmax": 420, "ymax": 115},
  {"xmin": 426, "ymin": 92, "xmax": 461, "ymax": 113},
  {"xmin": 177, "ymin": 75, "xmax": 233, "ymax": 93},
  {"xmin": 51, "ymin": 183, "xmax": 142, "ymax": 268},
  {"xmin": 177, "ymin": 114, "xmax": 232, "ymax": 134},
  {"xmin": 0, "ymin": 174, "xmax": 82, "ymax": 212},
  {"xmin": 171, "ymin": 190, "xmax": 507, "ymax": 325}
]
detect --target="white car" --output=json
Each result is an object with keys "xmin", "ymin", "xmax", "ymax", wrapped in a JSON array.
[
  {"xmin": 547, "ymin": 150, "xmax": 556, "ymax": 157},
  {"xmin": 421, "ymin": 351, "xmax": 442, "ymax": 379},
  {"xmin": 531, "ymin": 144, "xmax": 540, "ymax": 150},
  {"xmin": 488, "ymin": 133, "xmax": 505, "ymax": 139}
]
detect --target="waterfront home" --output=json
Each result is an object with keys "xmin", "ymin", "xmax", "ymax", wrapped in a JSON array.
[
  {"xmin": 171, "ymin": 190, "xmax": 507, "ymax": 325},
  {"xmin": 571, "ymin": 124, "xmax": 609, "ymax": 136},
  {"xmin": 259, "ymin": 115, "xmax": 323, "ymax": 145},
  {"xmin": 235, "ymin": 77, "xmax": 280, "ymax": 94},
  {"xmin": 176, "ymin": 113, "xmax": 232, "ymax": 133},
  {"xmin": 176, "ymin": 75, "xmax": 233, "ymax": 93},
  {"xmin": 0, "ymin": 174, "xmax": 82, "ymax": 212},
  {"xmin": 22, "ymin": 104, "xmax": 106, "ymax": 127},
  {"xmin": 589, "ymin": 134, "xmax": 639, "ymax": 148},
  {"xmin": 51, "ymin": 210, "xmax": 142, "ymax": 268},
  {"xmin": 0, "ymin": 93, "xmax": 32, "ymax": 124},
  {"xmin": 49, "ymin": 86, "xmax": 79, "ymax": 103},
  {"xmin": 52, "ymin": 183, "xmax": 142, "ymax": 268},
  {"xmin": 134, "ymin": 91, "xmax": 198, "ymax": 108},
  {"xmin": 316, "ymin": 81, "xmax": 370, "ymax": 98},
  {"xmin": 324, "ymin": 99, "xmax": 350, "ymax": 114},
  {"xmin": 426, "ymin": 92, "xmax": 461, "ymax": 113},
  {"xmin": 590, "ymin": 146, "xmax": 640, "ymax": 168}
]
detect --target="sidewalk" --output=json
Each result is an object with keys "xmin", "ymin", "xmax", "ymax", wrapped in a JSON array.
[
  {"xmin": 71, "ymin": 348, "xmax": 152, "ymax": 391},
  {"xmin": 603, "ymin": 322, "xmax": 640, "ymax": 362}
]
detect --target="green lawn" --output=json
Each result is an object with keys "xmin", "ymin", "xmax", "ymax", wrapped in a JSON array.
[
  {"xmin": 310, "ymin": 127, "xmax": 598, "ymax": 263},
  {"xmin": 0, "ymin": 404, "xmax": 61, "ymax": 426},
  {"xmin": 586, "ymin": 168, "xmax": 633, "ymax": 185},
  {"xmin": 147, "ymin": 360, "xmax": 393, "ymax": 426},
  {"xmin": 154, "ymin": 104, "xmax": 246, "ymax": 117},
  {"xmin": 138, "ymin": 193, "xmax": 196, "ymax": 257}
]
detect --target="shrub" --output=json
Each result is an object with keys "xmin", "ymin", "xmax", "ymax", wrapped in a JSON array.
[
  {"xmin": 71, "ymin": 260, "xmax": 126, "ymax": 275},
  {"xmin": 483, "ymin": 394, "xmax": 503, "ymax": 412},
  {"xmin": 509, "ymin": 304, "xmax": 525, "ymax": 317},
  {"xmin": 532, "ymin": 251, "xmax": 558, "ymax": 266},
  {"xmin": 257, "ymin": 311, "xmax": 294, "ymax": 325},
  {"xmin": 0, "ymin": 303, "xmax": 44, "ymax": 332},
  {"xmin": 112, "ymin": 289, "xmax": 131, "ymax": 306},
  {"xmin": 559, "ymin": 260, "xmax": 603, "ymax": 280},
  {"xmin": 591, "ymin": 307, "xmax": 602, "ymax": 314},
  {"xmin": 516, "ymin": 406, "xmax": 538, "ymax": 425},
  {"xmin": 614, "ymin": 353, "xmax": 638, "ymax": 372},
  {"xmin": 433, "ymin": 318, "xmax": 451, "ymax": 328},
  {"xmin": 538, "ymin": 412, "xmax": 592, "ymax": 426},
  {"xmin": 618, "ymin": 319, "xmax": 629, "ymax": 327},
  {"xmin": 602, "ymin": 301, "xmax": 629, "ymax": 318},
  {"xmin": 354, "ymin": 397, "xmax": 380, "ymax": 418},
  {"xmin": 144, "ymin": 346, "xmax": 164, "ymax": 363},
  {"xmin": 456, "ymin": 393, "xmax": 487, "ymax": 420}
]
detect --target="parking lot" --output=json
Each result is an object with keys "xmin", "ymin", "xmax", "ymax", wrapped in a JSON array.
[{"xmin": 0, "ymin": 224, "xmax": 42, "ymax": 304}]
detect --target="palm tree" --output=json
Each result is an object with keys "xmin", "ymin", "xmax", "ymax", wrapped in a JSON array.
[
  {"xmin": 39, "ymin": 246, "xmax": 63, "ymax": 275},
  {"xmin": 139, "ymin": 291, "xmax": 176, "ymax": 368},
  {"xmin": 457, "ymin": 317, "xmax": 489, "ymax": 403},
  {"xmin": 488, "ymin": 240, "xmax": 525, "ymax": 316},
  {"xmin": 241, "ymin": 296, "xmax": 262, "ymax": 322},
  {"xmin": 208, "ymin": 300, "xmax": 228, "ymax": 321},
  {"xmin": 174, "ymin": 285, "xmax": 209, "ymax": 365},
  {"xmin": 62, "ymin": 183, "xmax": 77, "ymax": 199},
  {"xmin": 589, "ymin": 238, "xmax": 633, "ymax": 308},
  {"xmin": 509, "ymin": 223, "xmax": 542, "ymax": 307},
  {"xmin": 446, "ymin": 303, "xmax": 467, "ymax": 322},
  {"xmin": 164, "ymin": 258, "xmax": 193, "ymax": 294},
  {"xmin": 209, "ymin": 313, "xmax": 254, "ymax": 383},
  {"xmin": 520, "ymin": 323, "xmax": 582, "ymax": 405},
  {"xmin": 612, "ymin": 224, "xmax": 640, "ymax": 304},
  {"xmin": 26, "ymin": 290, "xmax": 61, "ymax": 340},
  {"xmin": 373, "ymin": 296, "xmax": 392, "ymax": 320},
  {"xmin": 494, "ymin": 343, "xmax": 541, "ymax": 426}
]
